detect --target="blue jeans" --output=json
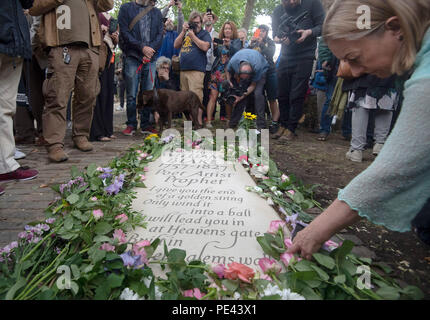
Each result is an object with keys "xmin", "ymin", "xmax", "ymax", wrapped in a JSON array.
[
  {"xmin": 124, "ymin": 57, "xmax": 156, "ymax": 130},
  {"xmin": 319, "ymin": 77, "xmax": 336, "ymax": 134}
]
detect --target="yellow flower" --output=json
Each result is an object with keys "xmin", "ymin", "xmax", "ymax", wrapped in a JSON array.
[{"xmin": 145, "ymin": 133, "xmax": 159, "ymax": 140}]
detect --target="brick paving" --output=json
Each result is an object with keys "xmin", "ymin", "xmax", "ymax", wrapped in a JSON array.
[{"xmin": 0, "ymin": 108, "xmax": 142, "ymax": 247}]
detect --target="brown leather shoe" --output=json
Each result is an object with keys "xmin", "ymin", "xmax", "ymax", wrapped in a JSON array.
[
  {"xmin": 280, "ymin": 129, "xmax": 296, "ymax": 141},
  {"xmin": 73, "ymin": 136, "xmax": 93, "ymax": 152},
  {"xmin": 271, "ymin": 126, "xmax": 286, "ymax": 140},
  {"xmin": 47, "ymin": 144, "xmax": 68, "ymax": 162}
]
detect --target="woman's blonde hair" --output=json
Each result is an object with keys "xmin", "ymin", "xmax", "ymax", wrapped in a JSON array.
[{"xmin": 323, "ymin": 0, "xmax": 430, "ymax": 75}]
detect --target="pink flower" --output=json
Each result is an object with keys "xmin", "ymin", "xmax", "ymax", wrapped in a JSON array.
[
  {"xmin": 132, "ymin": 240, "xmax": 151, "ymax": 265},
  {"xmin": 280, "ymin": 252, "xmax": 295, "ymax": 266},
  {"xmin": 268, "ymin": 220, "xmax": 287, "ymax": 234},
  {"xmin": 139, "ymin": 174, "xmax": 146, "ymax": 181},
  {"xmin": 113, "ymin": 229, "xmax": 127, "ymax": 244},
  {"xmin": 115, "ymin": 214, "xmax": 128, "ymax": 224},
  {"xmin": 287, "ymin": 190, "xmax": 296, "ymax": 196},
  {"xmin": 91, "ymin": 197, "xmax": 98, "ymax": 201},
  {"xmin": 136, "ymin": 150, "xmax": 142, "ymax": 154},
  {"xmin": 92, "ymin": 209, "xmax": 104, "ymax": 220},
  {"xmin": 281, "ymin": 174, "xmax": 289, "ymax": 182},
  {"xmin": 224, "ymin": 262, "xmax": 255, "ymax": 283},
  {"xmin": 96, "ymin": 167, "xmax": 103, "ymax": 172},
  {"xmin": 183, "ymin": 288, "xmax": 205, "ymax": 300},
  {"xmin": 100, "ymin": 243, "xmax": 115, "ymax": 252},
  {"xmin": 144, "ymin": 167, "xmax": 149, "ymax": 172},
  {"xmin": 212, "ymin": 264, "xmax": 226, "ymax": 278},
  {"xmin": 284, "ymin": 238, "xmax": 293, "ymax": 249},
  {"xmin": 262, "ymin": 176, "xmax": 270, "ymax": 180},
  {"xmin": 238, "ymin": 155, "xmax": 249, "ymax": 163},
  {"xmin": 322, "ymin": 240, "xmax": 341, "ymax": 252},
  {"xmin": 260, "ymin": 274, "xmax": 273, "ymax": 281},
  {"xmin": 258, "ymin": 258, "xmax": 282, "ymax": 274}
]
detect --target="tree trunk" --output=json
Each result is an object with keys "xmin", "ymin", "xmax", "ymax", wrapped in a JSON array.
[{"xmin": 241, "ymin": 0, "xmax": 256, "ymax": 31}]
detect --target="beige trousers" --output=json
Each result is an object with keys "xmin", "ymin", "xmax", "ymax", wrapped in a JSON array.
[
  {"xmin": 180, "ymin": 70, "xmax": 205, "ymax": 103},
  {"xmin": 42, "ymin": 46, "xmax": 100, "ymax": 148},
  {"xmin": 0, "ymin": 53, "xmax": 23, "ymax": 174}
]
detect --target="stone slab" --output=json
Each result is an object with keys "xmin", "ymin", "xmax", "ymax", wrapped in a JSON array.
[{"xmin": 129, "ymin": 149, "xmax": 286, "ymax": 267}]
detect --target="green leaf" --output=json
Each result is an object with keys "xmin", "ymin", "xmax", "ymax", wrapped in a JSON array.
[
  {"xmin": 93, "ymin": 235, "xmax": 111, "ymax": 243},
  {"xmin": 376, "ymin": 286, "xmax": 400, "ymax": 300},
  {"xmin": 5, "ymin": 278, "xmax": 26, "ymax": 300},
  {"xmin": 70, "ymin": 264, "xmax": 80, "ymax": 279},
  {"xmin": 294, "ymin": 260, "xmax": 314, "ymax": 272},
  {"xmin": 94, "ymin": 222, "xmax": 113, "ymax": 235},
  {"xmin": 87, "ymin": 163, "xmax": 98, "ymax": 177},
  {"xmin": 94, "ymin": 281, "xmax": 110, "ymax": 300},
  {"xmin": 313, "ymin": 253, "xmax": 335, "ymax": 270},
  {"xmin": 334, "ymin": 274, "xmax": 346, "ymax": 284},
  {"xmin": 400, "ymin": 286, "xmax": 424, "ymax": 300},
  {"xmin": 333, "ymin": 240, "xmax": 355, "ymax": 265},
  {"xmin": 310, "ymin": 265, "xmax": 330, "ymax": 281},
  {"xmin": 64, "ymin": 216, "xmax": 74, "ymax": 231},
  {"xmin": 107, "ymin": 273, "xmax": 124, "ymax": 289},
  {"xmin": 70, "ymin": 166, "xmax": 80, "ymax": 179},
  {"xmin": 167, "ymin": 248, "xmax": 186, "ymax": 270},
  {"xmin": 256, "ymin": 236, "xmax": 279, "ymax": 260},
  {"xmin": 300, "ymin": 286, "xmax": 322, "ymax": 300},
  {"xmin": 358, "ymin": 257, "xmax": 372, "ymax": 265},
  {"xmin": 66, "ymin": 194, "xmax": 79, "ymax": 205},
  {"xmin": 90, "ymin": 248, "xmax": 106, "ymax": 264},
  {"xmin": 261, "ymin": 294, "xmax": 281, "ymax": 300},
  {"xmin": 373, "ymin": 262, "xmax": 392, "ymax": 274},
  {"xmin": 222, "ymin": 279, "xmax": 239, "ymax": 292}
]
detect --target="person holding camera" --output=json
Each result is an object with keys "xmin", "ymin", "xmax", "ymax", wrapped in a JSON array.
[
  {"xmin": 206, "ymin": 21, "xmax": 242, "ymax": 128},
  {"xmin": 249, "ymin": 24, "xmax": 280, "ymax": 134},
  {"xmin": 272, "ymin": 0, "xmax": 325, "ymax": 141},
  {"xmin": 225, "ymin": 49, "xmax": 269, "ymax": 130},
  {"xmin": 118, "ymin": 0, "xmax": 164, "ymax": 136},
  {"xmin": 174, "ymin": 11, "xmax": 212, "ymax": 126}
]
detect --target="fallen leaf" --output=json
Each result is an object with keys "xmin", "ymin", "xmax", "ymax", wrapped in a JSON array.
[
  {"xmin": 39, "ymin": 184, "xmax": 48, "ymax": 188},
  {"xmin": 399, "ymin": 260, "xmax": 410, "ymax": 267}
]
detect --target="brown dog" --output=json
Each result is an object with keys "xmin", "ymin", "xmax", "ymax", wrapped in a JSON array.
[{"xmin": 137, "ymin": 89, "xmax": 205, "ymax": 131}]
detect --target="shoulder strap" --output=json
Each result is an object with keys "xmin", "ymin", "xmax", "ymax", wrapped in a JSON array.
[{"xmin": 129, "ymin": 5, "xmax": 154, "ymax": 31}]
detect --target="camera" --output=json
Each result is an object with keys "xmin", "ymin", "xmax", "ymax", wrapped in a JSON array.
[
  {"xmin": 213, "ymin": 38, "xmax": 223, "ymax": 45},
  {"xmin": 219, "ymin": 80, "xmax": 249, "ymax": 106},
  {"xmin": 188, "ymin": 22, "xmax": 198, "ymax": 31},
  {"xmin": 278, "ymin": 11, "xmax": 308, "ymax": 43}
]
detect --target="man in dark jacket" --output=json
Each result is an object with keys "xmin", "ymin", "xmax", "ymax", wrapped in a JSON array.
[
  {"xmin": 272, "ymin": 0, "xmax": 325, "ymax": 141},
  {"xmin": 0, "ymin": 0, "xmax": 39, "ymax": 196},
  {"xmin": 118, "ymin": 0, "xmax": 164, "ymax": 136}
]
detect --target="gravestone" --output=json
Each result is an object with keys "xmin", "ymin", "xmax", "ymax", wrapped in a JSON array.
[{"xmin": 129, "ymin": 149, "xmax": 287, "ymax": 267}]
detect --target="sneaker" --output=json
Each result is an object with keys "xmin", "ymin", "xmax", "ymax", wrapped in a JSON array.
[
  {"xmin": 0, "ymin": 186, "xmax": 4, "ymax": 196},
  {"xmin": 0, "ymin": 167, "xmax": 38, "ymax": 182},
  {"xmin": 14, "ymin": 148, "xmax": 26, "ymax": 160},
  {"xmin": 346, "ymin": 149, "xmax": 363, "ymax": 163},
  {"xmin": 141, "ymin": 127, "xmax": 159, "ymax": 134},
  {"xmin": 205, "ymin": 122, "xmax": 213, "ymax": 129},
  {"xmin": 269, "ymin": 122, "xmax": 279, "ymax": 135},
  {"xmin": 220, "ymin": 116, "xmax": 227, "ymax": 121},
  {"xmin": 122, "ymin": 126, "xmax": 136, "ymax": 136},
  {"xmin": 115, "ymin": 105, "xmax": 124, "ymax": 111},
  {"xmin": 373, "ymin": 143, "xmax": 384, "ymax": 156}
]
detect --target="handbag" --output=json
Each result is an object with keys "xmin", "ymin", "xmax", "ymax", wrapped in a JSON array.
[{"xmin": 336, "ymin": 60, "xmax": 355, "ymax": 79}]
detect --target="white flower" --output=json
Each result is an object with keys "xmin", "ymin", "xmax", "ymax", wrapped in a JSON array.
[
  {"xmin": 279, "ymin": 288, "xmax": 306, "ymax": 300},
  {"xmin": 233, "ymin": 292, "xmax": 241, "ymax": 300},
  {"xmin": 261, "ymin": 284, "xmax": 305, "ymax": 300},
  {"xmin": 253, "ymin": 186, "xmax": 263, "ymax": 193},
  {"xmin": 267, "ymin": 198, "xmax": 275, "ymax": 206},
  {"xmin": 257, "ymin": 165, "xmax": 269, "ymax": 175},
  {"xmin": 245, "ymin": 186, "xmax": 253, "ymax": 192},
  {"xmin": 119, "ymin": 288, "xmax": 144, "ymax": 300},
  {"xmin": 274, "ymin": 191, "xmax": 283, "ymax": 197},
  {"xmin": 270, "ymin": 186, "xmax": 278, "ymax": 192}
]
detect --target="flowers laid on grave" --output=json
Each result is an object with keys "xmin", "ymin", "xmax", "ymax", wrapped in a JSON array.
[{"xmin": 0, "ymin": 131, "xmax": 424, "ymax": 300}]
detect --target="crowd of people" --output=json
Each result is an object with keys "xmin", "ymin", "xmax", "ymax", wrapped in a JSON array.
[{"xmin": 0, "ymin": 0, "xmax": 429, "ymax": 248}]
